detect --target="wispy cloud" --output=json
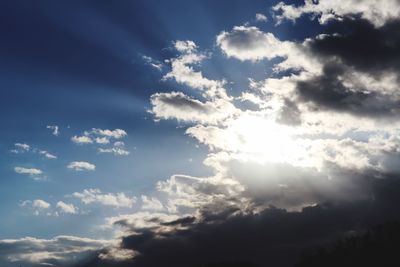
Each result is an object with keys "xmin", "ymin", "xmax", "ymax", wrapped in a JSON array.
[{"xmin": 46, "ymin": 125, "xmax": 59, "ymax": 136}]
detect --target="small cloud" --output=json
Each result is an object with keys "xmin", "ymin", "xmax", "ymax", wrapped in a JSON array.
[
  {"xmin": 174, "ymin": 40, "xmax": 197, "ymax": 53},
  {"xmin": 72, "ymin": 188, "xmax": 136, "ymax": 208},
  {"xmin": 255, "ymin": 13, "xmax": 268, "ymax": 22},
  {"xmin": 89, "ymin": 128, "xmax": 127, "ymax": 139},
  {"xmin": 56, "ymin": 201, "xmax": 77, "ymax": 214},
  {"xmin": 11, "ymin": 143, "xmax": 30, "ymax": 153},
  {"xmin": 71, "ymin": 135, "xmax": 93, "ymax": 144},
  {"xmin": 95, "ymin": 137, "xmax": 110, "ymax": 144},
  {"xmin": 32, "ymin": 199, "xmax": 51, "ymax": 209},
  {"xmin": 98, "ymin": 147, "xmax": 130, "ymax": 156},
  {"xmin": 38, "ymin": 150, "xmax": 57, "ymax": 159},
  {"xmin": 14, "ymin": 167, "xmax": 42, "ymax": 176},
  {"xmin": 46, "ymin": 125, "xmax": 59, "ymax": 136},
  {"xmin": 98, "ymin": 141, "xmax": 130, "ymax": 156},
  {"xmin": 21, "ymin": 199, "xmax": 51, "ymax": 215},
  {"xmin": 67, "ymin": 161, "xmax": 96, "ymax": 171},
  {"xmin": 142, "ymin": 55, "xmax": 163, "ymax": 71}
]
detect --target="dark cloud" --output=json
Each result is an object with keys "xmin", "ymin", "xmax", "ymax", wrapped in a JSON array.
[
  {"xmin": 76, "ymin": 174, "xmax": 400, "ymax": 267},
  {"xmin": 296, "ymin": 62, "xmax": 400, "ymax": 116},
  {"xmin": 295, "ymin": 18, "xmax": 400, "ymax": 116},
  {"xmin": 276, "ymin": 99, "xmax": 301, "ymax": 125},
  {"xmin": 310, "ymin": 18, "xmax": 400, "ymax": 74}
]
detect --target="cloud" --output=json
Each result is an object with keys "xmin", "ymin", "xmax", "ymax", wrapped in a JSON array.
[
  {"xmin": 10, "ymin": 143, "xmax": 30, "ymax": 153},
  {"xmin": 141, "ymin": 195, "xmax": 164, "ymax": 211},
  {"xmin": 72, "ymin": 129, "xmax": 128, "ymax": 151},
  {"xmin": 72, "ymin": 189, "xmax": 136, "ymax": 208},
  {"xmin": 0, "ymin": 235, "xmax": 116, "ymax": 267},
  {"xmin": 98, "ymin": 147, "xmax": 130, "ymax": 156},
  {"xmin": 56, "ymin": 201, "xmax": 77, "ymax": 214},
  {"xmin": 255, "ymin": 13, "xmax": 268, "ymax": 22},
  {"xmin": 14, "ymin": 167, "xmax": 42, "ymax": 176},
  {"xmin": 95, "ymin": 137, "xmax": 110, "ymax": 144},
  {"xmin": 67, "ymin": 161, "xmax": 96, "ymax": 171},
  {"xmin": 272, "ymin": 0, "xmax": 400, "ymax": 27},
  {"xmin": 89, "ymin": 128, "xmax": 127, "ymax": 139},
  {"xmin": 46, "ymin": 125, "xmax": 59, "ymax": 136},
  {"xmin": 150, "ymin": 91, "xmax": 235, "ymax": 124},
  {"xmin": 98, "ymin": 141, "xmax": 130, "ymax": 156},
  {"xmin": 38, "ymin": 150, "xmax": 57, "ymax": 159},
  {"xmin": 216, "ymin": 25, "xmax": 320, "ymax": 73},
  {"xmin": 216, "ymin": 26, "xmax": 292, "ymax": 62},
  {"xmin": 71, "ymin": 135, "xmax": 93, "ymax": 144},
  {"xmin": 20, "ymin": 199, "xmax": 51, "ymax": 216},
  {"xmin": 164, "ymin": 40, "xmax": 229, "ymax": 100},
  {"xmin": 73, "ymin": 176, "xmax": 400, "ymax": 267},
  {"xmin": 11, "ymin": 143, "xmax": 57, "ymax": 159},
  {"xmin": 142, "ymin": 55, "xmax": 163, "ymax": 71}
]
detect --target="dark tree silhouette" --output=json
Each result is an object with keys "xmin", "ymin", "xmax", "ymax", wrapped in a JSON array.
[{"xmin": 296, "ymin": 222, "xmax": 400, "ymax": 267}]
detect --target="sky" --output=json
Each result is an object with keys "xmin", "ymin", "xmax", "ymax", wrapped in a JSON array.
[{"xmin": 1, "ymin": 0, "xmax": 400, "ymax": 266}]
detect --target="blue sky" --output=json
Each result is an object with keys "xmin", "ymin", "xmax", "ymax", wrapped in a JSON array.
[
  {"xmin": 0, "ymin": 0, "xmax": 321, "ymax": 240},
  {"xmin": 2, "ymin": 1, "xmax": 400, "ymax": 267}
]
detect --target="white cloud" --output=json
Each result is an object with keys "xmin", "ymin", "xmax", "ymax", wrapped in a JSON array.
[
  {"xmin": 164, "ymin": 40, "xmax": 229, "ymax": 100},
  {"xmin": 71, "ymin": 135, "xmax": 93, "ymax": 144},
  {"xmin": 141, "ymin": 195, "xmax": 164, "ymax": 211},
  {"xmin": 11, "ymin": 143, "xmax": 30, "ymax": 153},
  {"xmin": 15, "ymin": 143, "xmax": 30, "ymax": 151},
  {"xmin": 46, "ymin": 125, "xmax": 59, "ymax": 136},
  {"xmin": 272, "ymin": 0, "xmax": 400, "ymax": 27},
  {"xmin": 0, "ymin": 235, "xmax": 120, "ymax": 266},
  {"xmin": 95, "ymin": 137, "xmax": 110, "ymax": 144},
  {"xmin": 89, "ymin": 128, "xmax": 127, "ymax": 139},
  {"xmin": 38, "ymin": 150, "xmax": 57, "ymax": 159},
  {"xmin": 72, "ymin": 189, "xmax": 136, "ymax": 208},
  {"xmin": 32, "ymin": 199, "xmax": 51, "ymax": 209},
  {"xmin": 216, "ymin": 26, "xmax": 290, "ymax": 61},
  {"xmin": 97, "ymin": 141, "xmax": 130, "ymax": 156},
  {"xmin": 150, "ymin": 91, "xmax": 236, "ymax": 124},
  {"xmin": 174, "ymin": 40, "xmax": 197, "ymax": 54},
  {"xmin": 255, "ymin": 13, "xmax": 268, "ymax": 22},
  {"xmin": 56, "ymin": 201, "xmax": 77, "ymax": 214},
  {"xmin": 98, "ymin": 147, "xmax": 130, "ymax": 156},
  {"xmin": 20, "ymin": 199, "xmax": 52, "ymax": 216},
  {"xmin": 142, "ymin": 55, "xmax": 163, "ymax": 71},
  {"xmin": 14, "ymin": 167, "xmax": 42, "ymax": 176},
  {"xmin": 67, "ymin": 161, "xmax": 96, "ymax": 171}
]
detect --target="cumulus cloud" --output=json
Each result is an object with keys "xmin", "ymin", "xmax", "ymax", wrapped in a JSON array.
[
  {"xmin": 217, "ymin": 26, "xmax": 289, "ymax": 61},
  {"xmin": 71, "ymin": 135, "xmax": 93, "ymax": 144},
  {"xmin": 72, "ymin": 189, "xmax": 136, "ymax": 208},
  {"xmin": 67, "ymin": 161, "xmax": 96, "ymax": 171},
  {"xmin": 56, "ymin": 201, "xmax": 77, "ymax": 214},
  {"xmin": 141, "ymin": 195, "xmax": 164, "ymax": 211},
  {"xmin": 46, "ymin": 125, "xmax": 59, "ymax": 136}
]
